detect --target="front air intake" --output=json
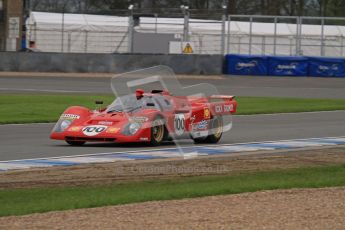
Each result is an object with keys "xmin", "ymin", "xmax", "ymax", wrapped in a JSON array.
[{"xmin": 65, "ymin": 136, "xmax": 116, "ymax": 142}]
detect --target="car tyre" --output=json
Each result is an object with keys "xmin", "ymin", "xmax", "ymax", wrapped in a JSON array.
[
  {"xmin": 66, "ymin": 140, "xmax": 86, "ymax": 146},
  {"xmin": 149, "ymin": 116, "xmax": 166, "ymax": 146},
  {"xmin": 192, "ymin": 116, "xmax": 223, "ymax": 144}
]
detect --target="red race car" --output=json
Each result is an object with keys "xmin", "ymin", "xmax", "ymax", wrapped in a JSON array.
[{"xmin": 50, "ymin": 89, "xmax": 237, "ymax": 146}]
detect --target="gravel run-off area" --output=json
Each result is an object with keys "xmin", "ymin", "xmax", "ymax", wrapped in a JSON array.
[
  {"xmin": 0, "ymin": 187, "xmax": 344, "ymax": 230},
  {"xmin": 0, "ymin": 147, "xmax": 344, "ymax": 229}
]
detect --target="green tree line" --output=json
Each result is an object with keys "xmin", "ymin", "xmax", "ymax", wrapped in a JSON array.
[{"xmin": 27, "ymin": 0, "xmax": 345, "ymax": 17}]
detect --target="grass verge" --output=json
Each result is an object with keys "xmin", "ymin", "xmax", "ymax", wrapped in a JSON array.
[
  {"xmin": 1, "ymin": 94, "xmax": 345, "ymax": 124},
  {"xmin": 0, "ymin": 165, "xmax": 345, "ymax": 217},
  {"xmin": 0, "ymin": 94, "xmax": 114, "ymax": 124}
]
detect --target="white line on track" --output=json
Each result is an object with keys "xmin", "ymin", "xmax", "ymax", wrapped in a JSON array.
[{"xmin": 1, "ymin": 136, "xmax": 344, "ymax": 163}]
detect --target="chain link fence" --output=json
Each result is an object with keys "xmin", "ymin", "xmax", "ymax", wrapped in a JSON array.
[{"xmin": 26, "ymin": 10, "xmax": 345, "ymax": 57}]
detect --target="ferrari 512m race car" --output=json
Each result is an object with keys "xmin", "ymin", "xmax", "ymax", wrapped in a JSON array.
[{"xmin": 50, "ymin": 89, "xmax": 237, "ymax": 146}]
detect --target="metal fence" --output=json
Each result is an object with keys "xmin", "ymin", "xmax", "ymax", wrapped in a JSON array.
[
  {"xmin": 226, "ymin": 15, "xmax": 345, "ymax": 57},
  {"xmin": 26, "ymin": 11, "xmax": 345, "ymax": 57},
  {"xmin": 29, "ymin": 28, "xmax": 129, "ymax": 53}
]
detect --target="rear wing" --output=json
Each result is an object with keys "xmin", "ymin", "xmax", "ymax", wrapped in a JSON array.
[
  {"xmin": 209, "ymin": 95, "xmax": 236, "ymax": 101},
  {"xmin": 209, "ymin": 95, "xmax": 237, "ymax": 114}
]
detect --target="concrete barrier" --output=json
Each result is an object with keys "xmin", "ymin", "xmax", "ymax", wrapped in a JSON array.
[{"xmin": 0, "ymin": 52, "xmax": 223, "ymax": 75}]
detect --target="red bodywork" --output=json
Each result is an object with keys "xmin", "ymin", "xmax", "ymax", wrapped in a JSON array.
[{"xmin": 50, "ymin": 90, "xmax": 237, "ymax": 144}]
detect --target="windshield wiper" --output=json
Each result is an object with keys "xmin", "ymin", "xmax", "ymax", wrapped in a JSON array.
[
  {"xmin": 125, "ymin": 106, "xmax": 141, "ymax": 113},
  {"xmin": 107, "ymin": 108, "xmax": 122, "ymax": 113},
  {"xmin": 107, "ymin": 105, "xmax": 141, "ymax": 113}
]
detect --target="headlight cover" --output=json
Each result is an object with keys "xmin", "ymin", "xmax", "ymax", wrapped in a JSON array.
[
  {"xmin": 60, "ymin": 119, "xmax": 72, "ymax": 131},
  {"xmin": 52, "ymin": 113, "xmax": 80, "ymax": 133},
  {"xmin": 123, "ymin": 122, "xmax": 141, "ymax": 136},
  {"xmin": 129, "ymin": 122, "xmax": 141, "ymax": 135}
]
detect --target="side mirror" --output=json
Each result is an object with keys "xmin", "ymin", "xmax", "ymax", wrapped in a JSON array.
[
  {"xmin": 146, "ymin": 102, "xmax": 155, "ymax": 107},
  {"xmin": 95, "ymin": 100, "xmax": 104, "ymax": 105}
]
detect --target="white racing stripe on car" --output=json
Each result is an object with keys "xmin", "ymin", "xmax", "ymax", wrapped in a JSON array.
[{"xmin": 0, "ymin": 136, "xmax": 344, "ymax": 171}]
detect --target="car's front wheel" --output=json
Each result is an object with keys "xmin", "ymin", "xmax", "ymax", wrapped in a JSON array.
[
  {"xmin": 149, "ymin": 117, "xmax": 166, "ymax": 146},
  {"xmin": 66, "ymin": 140, "xmax": 86, "ymax": 146}
]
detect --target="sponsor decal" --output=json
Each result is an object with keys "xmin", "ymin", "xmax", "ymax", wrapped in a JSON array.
[
  {"xmin": 224, "ymin": 104, "xmax": 233, "ymax": 112},
  {"xmin": 98, "ymin": 121, "xmax": 113, "ymax": 126},
  {"xmin": 215, "ymin": 105, "xmax": 223, "ymax": 113},
  {"xmin": 215, "ymin": 104, "xmax": 234, "ymax": 114},
  {"xmin": 82, "ymin": 125, "xmax": 107, "ymax": 136},
  {"xmin": 174, "ymin": 114, "xmax": 185, "ymax": 136},
  {"xmin": 106, "ymin": 127, "xmax": 120, "ymax": 134},
  {"xmin": 193, "ymin": 120, "xmax": 208, "ymax": 130},
  {"xmin": 317, "ymin": 64, "xmax": 339, "ymax": 72},
  {"xmin": 236, "ymin": 61, "xmax": 257, "ymax": 70},
  {"xmin": 191, "ymin": 130, "xmax": 209, "ymax": 138},
  {"xmin": 130, "ymin": 116, "xmax": 148, "ymax": 123},
  {"xmin": 276, "ymin": 64, "xmax": 297, "ymax": 70},
  {"xmin": 68, "ymin": 126, "xmax": 81, "ymax": 132},
  {"xmin": 60, "ymin": 114, "xmax": 80, "ymax": 119},
  {"xmin": 190, "ymin": 115, "xmax": 196, "ymax": 124},
  {"xmin": 204, "ymin": 107, "xmax": 210, "ymax": 119},
  {"xmin": 139, "ymin": 137, "xmax": 149, "ymax": 141}
]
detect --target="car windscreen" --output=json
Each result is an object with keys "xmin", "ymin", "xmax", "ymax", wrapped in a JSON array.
[{"xmin": 106, "ymin": 94, "xmax": 158, "ymax": 113}]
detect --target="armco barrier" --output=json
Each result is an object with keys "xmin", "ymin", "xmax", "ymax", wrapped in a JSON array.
[
  {"xmin": 0, "ymin": 52, "xmax": 223, "ymax": 75},
  {"xmin": 225, "ymin": 54, "xmax": 268, "ymax": 75},
  {"xmin": 268, "ymin": 56, "xmax": 308, "ymax": 76},
  {"xmin": 225, "ymin": 54, "xmax": 345, "ymax": 77},
  {"xmin": 308, "ymin": 57, "xmax": 345, "ymax": 77}
]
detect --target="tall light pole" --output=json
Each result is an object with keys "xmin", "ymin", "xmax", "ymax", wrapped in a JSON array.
[
  {"xmin": 128, "ymin": 4, "xmax": 134, "ymax": 53},
  {"xmin": 60, "ymin": 0, "xmax": 72, "ymax": 52},
  {"xmin": 61, "ymin": 2, "xmax": 66, "ymax": 52},
  {"xmin": 180, "ymin": 5, "xmax": 190, "ymax": 42},
  {"xmin": 222, "ymin": 0, "xmax": 228, "ymax": 12},
  {"xmin": 221, "ymin": 3, "xmax": 227, "ymax": 55}
]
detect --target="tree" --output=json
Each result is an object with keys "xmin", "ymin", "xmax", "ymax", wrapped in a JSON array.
[
  {"xmin": 227, "ymin": 0, "xmax": 237, "ymax": 14},
  {"xmin": 328, "ymin": 0, "xmax": 345, "ymax": 17},
  {"xmin": 25, "ymin": 0, "xmax": 345, "ymax": 16}
]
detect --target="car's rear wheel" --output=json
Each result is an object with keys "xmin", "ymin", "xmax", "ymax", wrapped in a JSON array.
[
  {"xmin": 66, "ymin": 140, "xmax": 86, "ymax": 146},
  {"xmin": 149, "ymin": 117, "xmax": 166, "ymax": 146},
  {"xmin": 193, "ymin": 117, "xmax": 223, "ymax": 144}
]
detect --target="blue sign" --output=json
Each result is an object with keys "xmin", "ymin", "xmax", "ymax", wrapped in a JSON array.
[
  {"xmin": 308, "ymin": 57, "xmax": 345, "ymax": 77},
  {"xmin": 225, "ymin": 54, "xmax": 268, "ymax": 75},
  {"xmin": 268, "ymin": 56, "xmax": 308, "ymax": 76}
]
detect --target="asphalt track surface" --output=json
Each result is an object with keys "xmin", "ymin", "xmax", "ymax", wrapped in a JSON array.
[
  {"xmin": 1, "ymin": 75, "xmax": 345, "ymax": 98},
  {"xmin": 1, "ymin": 111, "xmax": 345, "ymax": 161},
  {"xmin": 0, "ymin": 74, "xmax": 344, "ymax": 161}
]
